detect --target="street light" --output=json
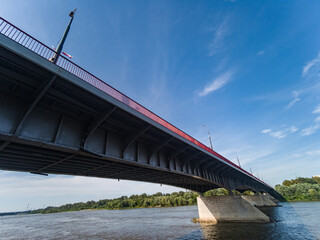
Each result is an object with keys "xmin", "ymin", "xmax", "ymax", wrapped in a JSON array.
[
  {"xmin": 202, "ymin": 124, "xmax": 213, "ymax": 150},
  {"xmin": 50, "ymin": 8, "xmax": 77, "ymax": 64}
]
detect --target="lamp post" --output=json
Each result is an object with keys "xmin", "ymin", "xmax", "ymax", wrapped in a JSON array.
[
  {"xmin": 50, "ymin": 8, "xmax": 77, "ymax": 64},
  {"xmin": 236, "ymin": 154, "xmax": 241, "ymax": 167},
  {"xmin": 202, "ymin": 124, "xmax": 213, "ymax": 150}
]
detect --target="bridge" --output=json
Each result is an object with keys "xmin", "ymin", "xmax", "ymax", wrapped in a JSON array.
[{"xmin": 0, "ymin": 16, "xmax": 284, "ymax": 222}]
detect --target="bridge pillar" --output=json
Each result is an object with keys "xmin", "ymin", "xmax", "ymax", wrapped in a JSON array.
[
  {"xmin": 241, "ymin": 194, "xmax": 278, "ymax": 207},
  {"xmin": 266, "ymin": 194, "xmax": 280, "ymax": 204},
  {"xmin": 197, "ymin": 195, "xmax": 270, "ymax": 223}
]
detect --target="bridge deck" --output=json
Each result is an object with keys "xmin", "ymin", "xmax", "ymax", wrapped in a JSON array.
[{"xmin": 0, "ymin": 17, "xmax": 284, "ymax": 200}]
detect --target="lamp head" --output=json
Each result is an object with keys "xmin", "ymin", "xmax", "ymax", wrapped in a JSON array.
[{"xmin": 69, "ymin": 8, "xmax": 77, "ymax": 18}]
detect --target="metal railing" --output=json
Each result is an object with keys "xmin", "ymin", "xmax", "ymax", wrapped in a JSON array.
[{"xmin": 0, "ymin": 17, "xmax": 268, "ymax": 186}]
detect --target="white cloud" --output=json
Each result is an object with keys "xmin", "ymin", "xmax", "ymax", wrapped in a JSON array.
[
  {"xmin": 287, "ymin": 98, "xmax": 300, "ymax": 109},
  {"xmin": 287, "ymin": 91, "xmax": 301, "ymax": 109},
  {"xmin": 199, "ymin": 70, "xmax": 233, "ymax": 97},
  {"xmin": 290, "ymin": 126, "xmax": 299, "ymax": 133},
  {"xmin": 261, "ymin": 129, "xmax": 271, "ymax": 134},
  {"xmin": 209, "ymin": 17, "xmax": 229, "ymax": 56},
  {"xmin": 270, "ymin": 131, "xmax": 287, "ymax": 139},
  {"xmin": 299, "ymin": 107, "xmax": 320, "ymax": 136},
  {"xmin": 261, "ymin": 126, "xmax": 298, "ymax": 139},
  {"xmin": 312, "ymin": 104, "xmax": 320, "ymax": 114},
  {"xmin": 301, "ymin": 124, "xmax": 320, "ymax": 136},
  {"xmin": 302, "ymin": 52, "xmax": 320, "ymax": 76},
  {"xmin": 257, "ymin": 51, "xmax": 264, "ymax": 56}
]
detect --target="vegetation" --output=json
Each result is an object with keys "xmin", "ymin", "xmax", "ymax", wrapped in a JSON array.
[
  {"xmin": 29, "ymin": 191, "xmax": 198, "ymax": 214},
  {"xmin": 21, "ymin": 176, "xmax": 320, "ymax": 215},
  {"xmin": 29, "ymin": 189, "xmax": 236, "ymax": 214},
  {"xmin": 275, "ymin": 177, "xmax": 320, "ymax": 201}
]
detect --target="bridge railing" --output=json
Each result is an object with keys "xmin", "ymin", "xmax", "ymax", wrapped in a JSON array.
[{"xmin": 0, "ymin": 17, "xmax": 269, "ymax": 187}]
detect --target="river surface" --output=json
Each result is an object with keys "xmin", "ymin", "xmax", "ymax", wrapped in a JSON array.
[{"xmin": 0, "ymin": 202, "xmax": 319, "ymax": 239}]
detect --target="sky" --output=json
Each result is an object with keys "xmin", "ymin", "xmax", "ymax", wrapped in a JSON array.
[{"xmin": 1, "ymin": 0, "xmax": 320, "ymax": 212}]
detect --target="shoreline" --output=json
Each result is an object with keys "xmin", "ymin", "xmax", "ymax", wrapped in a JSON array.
[{"xmin": 4, "ymin": 200, "xmax": 320, "ymax": 217}]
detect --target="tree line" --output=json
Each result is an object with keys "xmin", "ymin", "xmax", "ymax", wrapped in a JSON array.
[
  {"xmin": 275, "ymin": 177, "xmax": 320, "ymax": 201},
  {"xmin": 25, "ymin": 176, "xmax": 320, "ymax": 215},
  {"xmin": 29, "ymin": 189, "xmax": 235, "ymax": 214}
]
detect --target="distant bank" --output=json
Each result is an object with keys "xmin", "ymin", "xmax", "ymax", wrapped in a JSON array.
[
  {"xmin": 2, "ymin": 177, "xmax": 319, "ymax": 216},
  {"xmin": 275, "ymin": 176, "xmax": 320, "ymax": 201}
]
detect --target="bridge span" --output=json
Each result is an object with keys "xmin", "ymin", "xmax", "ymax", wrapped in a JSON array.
[{"xmin": 0, "ymin": 17, "xmax": 284, "ymax": 203}]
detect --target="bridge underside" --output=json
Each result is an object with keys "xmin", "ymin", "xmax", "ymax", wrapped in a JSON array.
[
  {"xmin": 0, "ymin": 141, "xmax": 217, "ymax": 193},
  {"xmin": 0, "ymin": 33, "xmax": 283, "ymax": 199}
]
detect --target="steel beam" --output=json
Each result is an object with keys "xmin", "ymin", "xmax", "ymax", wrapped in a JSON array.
[
  {"xmin": 181, "ymin": 151, "xmax": 202, "ymax": 169},
  {"xmin": 0, "ymin": 75, "xmax": 57, "ymax": 152},
  {"xmin": 168, "ymin": 146, "xmax": 189, "ymax": 163},
  {"xmin": 14, "ymin": 75, "xmax": 57, "ymax": 136},
  {"xmin": 77, "ymin": 160, "xmax": 118, "ymax": 175},
  {"xmin": 202, "ymin": 160, "xmax": 217, "ymax": 169},
  {"xmin": 37, "ymin": 154, "xmax": 77, "ymax": 171},
  {"xmin": 148, "ymin": 137, "xmax": 174, "ymax": 163},
  {"xmin": 53, "ymin": 114, "xmax": 64, "ymax": 143},
  {"xmin": 122, "ymin": 124, "xmax": 151, "ymax": 157},
  {"xmin": 194, "ymin": 157, "xmax": 211, "ymax": 167},
  {"xmin": 0, "ymin": 141, "xmax": 10, "ymax": 152},
  {"xmin": 81, "ymin": 106, "xmax": 117, "ymax": 149}
]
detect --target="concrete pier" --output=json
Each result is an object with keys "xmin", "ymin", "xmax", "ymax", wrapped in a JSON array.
[
  {"xmin": 197, "ymin": 195, "xmax": 270, "ymax": 223},
  {"xmin": 241, "ymin": 195, "xmax": 278, "ymax": 207},
  {"xmin": 266, "ymin": 195, "xmax": 281, "ymax": 204}
]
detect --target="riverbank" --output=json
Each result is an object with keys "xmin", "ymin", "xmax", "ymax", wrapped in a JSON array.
[
  {"xmin": 275, "ymin": 177, "xmax": 320, "ymax": 202},
  {"xmin": 3, "ymin": 177, "xmax": 319, "ymax": 216}
]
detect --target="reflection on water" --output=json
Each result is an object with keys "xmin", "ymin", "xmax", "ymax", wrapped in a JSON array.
[{"xmin": 0, "ymin": 202, "xmax": 319, "ymax": 239}]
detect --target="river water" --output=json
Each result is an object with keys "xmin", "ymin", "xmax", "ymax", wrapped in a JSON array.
[{"xmin": 0, "ymin": 202, "xmax": 319, "ymax": 240}]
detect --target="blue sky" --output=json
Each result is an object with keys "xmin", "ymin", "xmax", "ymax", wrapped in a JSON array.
[{"xmin": 1, "ymin": 0, "xmax": 320, "ymax": 212}]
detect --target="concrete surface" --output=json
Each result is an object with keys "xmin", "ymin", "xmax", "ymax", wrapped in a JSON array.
[
  {"xmin": 242, "ymin": 195, "xmax": 278, "ymax": 207},
  {"xmin": 197, "ymin": 195, "xmax": 270, "ymax": 223}
]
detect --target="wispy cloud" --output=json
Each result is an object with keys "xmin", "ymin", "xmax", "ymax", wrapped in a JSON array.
[
  {"xmin": 312, "ymin": 104, "xmax": 320, "ymax": 114},
  {"xmin": 306, "ymin": 150, "xmax": 320, "ymax": 155},
  {"xmin": 261, "ymin": 129, "xmax": 271, "ymax": 134},
  {"xmin": 261, "ymin": 126, "xmax": 298, "ymax": 139},
  {"xmin": 198, "ymin": 70, "xmax": 233, "ymax": 97},
  {"xmin": 287, "ymin": 90, "xmax": 301, "ymax": 109},
  {"xmin": 299, "ymin": 104, "xmax": 320, "ymax": 136},
  {"xmin": 302, "ymin": 51, "xmax": 320, "ymax": 76},
  {"xmin": 208, "ymin": 17, "xmax": 230, "ymax": 56},
  {"xmin": 290, "ymin": 126, "xmax": 299, "ymax": 133},
  {"xmin": 257, "ymin": 51, "xmax": 264, "ymax": 56},
  {"xmin": 301, "ymin": 124, "xmax": 320, "ymax": 136},
  {"xmin": 270, "ymin": 131, "xmax": 287, "ymax": 139}
]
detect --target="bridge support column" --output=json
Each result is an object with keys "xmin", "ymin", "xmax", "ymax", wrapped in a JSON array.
[
  {"xmin": 241, "ymin": 195, "xmax": 278, "ymax": 207},
  {"xmin": 266, "ymin": 194, "xmax": 280, "ymax": 204},
  {"xmin": 197, "ymin": 195, "xmax": 270, "ymax": 223}
]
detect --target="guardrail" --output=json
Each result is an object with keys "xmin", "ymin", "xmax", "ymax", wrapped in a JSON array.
[{"xmin": 0, "ymin": 16, "xmax": 269, "ymax": 187}]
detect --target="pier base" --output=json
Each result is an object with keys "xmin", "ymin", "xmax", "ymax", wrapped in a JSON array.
[
  {"xmin": 197, "ymin": 195, "xmax": 270, "ymax": 223},
  {"xmin": 241, "ymin": 195, "xmax": 278, "ymax": 207}
]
